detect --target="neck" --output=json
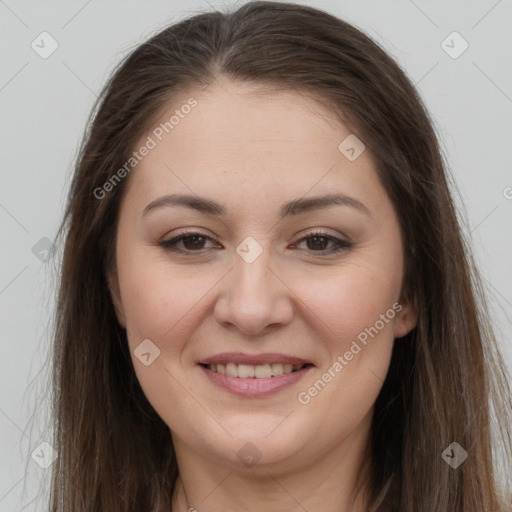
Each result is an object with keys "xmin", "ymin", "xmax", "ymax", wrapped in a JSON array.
[{"xmin": 169, "ymin": 411, "xmax": 374, "ymax": 512}]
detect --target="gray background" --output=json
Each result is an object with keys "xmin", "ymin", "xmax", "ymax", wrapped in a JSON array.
[{"xmin": 1, "ymin": 0, "xmax": 511, "ymax": 510}]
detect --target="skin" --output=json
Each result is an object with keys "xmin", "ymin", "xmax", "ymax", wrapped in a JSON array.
[{"xmin": 108, "ymin": 77, "xmax": 417, "ymax": 512}]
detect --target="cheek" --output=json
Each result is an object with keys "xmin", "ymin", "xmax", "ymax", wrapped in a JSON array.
[
  {"xmin": 289, "ymin": 257, "xmax": 400, "ymax": 430},
  {"xmin": 116, "ymin": 253, "xmax": 219, "ymax": 430},
  {"xmin": 292, "ymin": 254, "xmax": 402, "ymax": 347},
  {"xmin": 117, "ymin": 245, "xmax": 218, "ymax": 346}
]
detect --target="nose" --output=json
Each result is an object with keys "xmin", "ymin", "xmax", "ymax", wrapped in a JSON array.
[{"xmin": 213, "ymin": 240, "xmax": 294, "ymax": 336}]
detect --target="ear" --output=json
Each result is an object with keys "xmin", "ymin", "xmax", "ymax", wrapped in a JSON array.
[
  {"xmin": 394, "ymin": 291, "xmax": 418, "ymax": 339},
  {"xmin": 106, "ymin": 270, "xmax": 127, "ymax": 329}
]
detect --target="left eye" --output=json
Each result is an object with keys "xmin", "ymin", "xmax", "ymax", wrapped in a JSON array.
[
  {"xmin": 294, "ymin": 232, "xmax": 351, "ymax": 252},
  {"xmin": 158, "ymin": 230, "xmax": 351, "ymax": 255}
]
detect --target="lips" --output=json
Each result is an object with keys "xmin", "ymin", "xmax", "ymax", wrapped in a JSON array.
[{"xmin": 197, "ymin": 352, "xmax": 314, "ymax": 397}]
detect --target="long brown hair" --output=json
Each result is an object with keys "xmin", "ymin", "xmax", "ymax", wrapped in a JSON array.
[{"xmin": 46, "ymin": 2, "xmax": 512, "ymax": 510}]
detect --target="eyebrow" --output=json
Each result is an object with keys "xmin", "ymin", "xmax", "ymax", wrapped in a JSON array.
[{"xmin": 142, "ymin": 192, "xmax": 371, "ymax": 219}]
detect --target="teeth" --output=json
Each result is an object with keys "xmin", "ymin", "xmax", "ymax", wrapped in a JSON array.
[
  {"xmin": 225, "ymin": 363, "xmax": 238, "ymax": 377},
  {"xmin": 238, "ymin": 364, "xmax": 255, "ymax": 378},
  {"xmin": 270, "ymin": 363, "xmax": 283, "ymax": 376},
  {"xmin": 255, "ymin": 364, "xmax": 272, "ymax": 378},
  {"xmin": 207, "ymin": 362, "xmax": 305, "ymax": 378}
]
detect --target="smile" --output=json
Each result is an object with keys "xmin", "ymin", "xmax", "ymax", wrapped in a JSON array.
[
  {"xmin": 204, "ymin": 362, "xmax": 306, "ymax": 378},
  {"xmin": 197, "ymin": 353, "xmax": 314, "ymax": 397}
]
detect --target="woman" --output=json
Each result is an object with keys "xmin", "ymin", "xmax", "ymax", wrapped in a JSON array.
[{"xmin": 49, "ymin": 1, "xmax": 512, "ymax": 511}]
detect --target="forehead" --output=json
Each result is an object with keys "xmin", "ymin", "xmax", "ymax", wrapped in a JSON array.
[
  {"xmin": 160, "ymin": 79, "xmax": 349, "ymax": 157},
  {"xmin": 121, "ymin": 78, "xmax": 384, "ymax": 215}
]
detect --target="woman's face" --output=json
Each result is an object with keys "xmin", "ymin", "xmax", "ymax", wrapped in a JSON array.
[{"xmin": 109, "ymin": 78, "xmax": 416, "ymax": 472}]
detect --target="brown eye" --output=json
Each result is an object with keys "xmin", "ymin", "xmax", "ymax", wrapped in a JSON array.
[
  {"xmin": 295, "ymin": 231, "xmax": 352, "ymax": 254},
  {"xmin": 159, "ymin": 231, "xmax": 217, "ymax": 255}
]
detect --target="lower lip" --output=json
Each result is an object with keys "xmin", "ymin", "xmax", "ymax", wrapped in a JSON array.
[{"xmin": 199, "ymin": 365, "xmax": 313, "ymax": 397}]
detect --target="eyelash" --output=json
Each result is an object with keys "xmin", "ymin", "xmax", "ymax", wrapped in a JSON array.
[{"xmin": 158, "ymin": 229, "xmax": 352, "ymax": 256}]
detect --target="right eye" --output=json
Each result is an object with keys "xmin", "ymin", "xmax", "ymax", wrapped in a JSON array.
[{"xmin": 158, "ymin": 230, "xmax": 220, "ymax": 255}]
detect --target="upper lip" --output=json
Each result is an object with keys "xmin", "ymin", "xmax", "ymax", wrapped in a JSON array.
[{"xmin": 198, "ymin": 352, "xmax": 314, "ymax": 366}]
